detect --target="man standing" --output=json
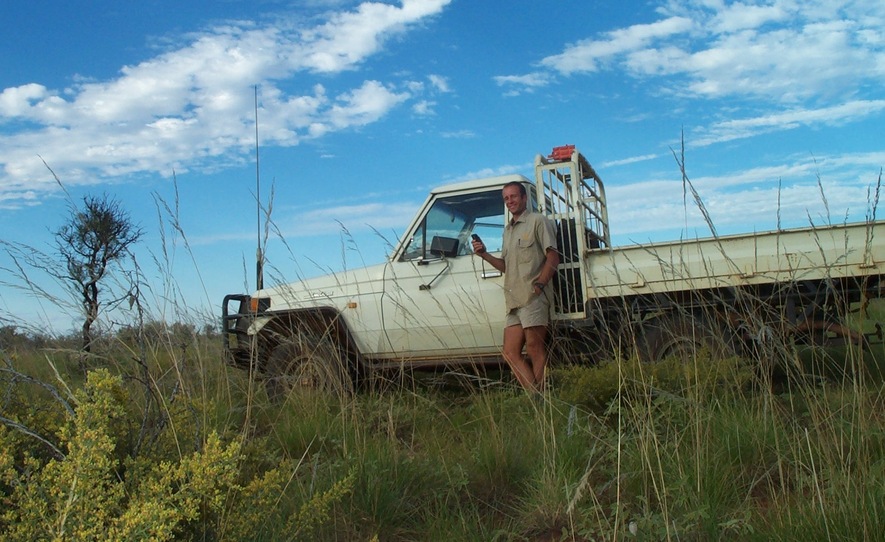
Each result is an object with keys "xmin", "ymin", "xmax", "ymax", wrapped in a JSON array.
[{"xmin": 472, "ymin": 181, "xmax": 559, "ymax": 392}]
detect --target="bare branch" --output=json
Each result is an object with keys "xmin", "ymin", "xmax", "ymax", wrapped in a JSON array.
[
  {"xmin": 0, "ymin": 363, "xmax": 76, "ymax": 417},
  {"xmin": 0, "ymin": 414, "xmax": 65, "ymax": 460}
]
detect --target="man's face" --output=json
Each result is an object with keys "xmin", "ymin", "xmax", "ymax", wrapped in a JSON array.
[{"xmin": 502, "ymin": 185, "xmax": 527, "ymax": 216}]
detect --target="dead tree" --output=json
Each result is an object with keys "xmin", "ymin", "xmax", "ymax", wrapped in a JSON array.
[{"xmin": 55, "ymin": 194, "xmax": 142, "ymax": 356}]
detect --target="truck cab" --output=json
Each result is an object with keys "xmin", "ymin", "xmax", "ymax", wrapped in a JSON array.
[{"xmin": 377, "ymin": 174, "xmax": 538, "ymax": 362}]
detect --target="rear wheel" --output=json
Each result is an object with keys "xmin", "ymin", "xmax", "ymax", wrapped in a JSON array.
[
  {"xmin": 638, "ymin": 313, "xmax": 737, "ymax": 363},
  {"xmin": 264, "ymin": 331, "xmax": 353, "ymax": 400}
]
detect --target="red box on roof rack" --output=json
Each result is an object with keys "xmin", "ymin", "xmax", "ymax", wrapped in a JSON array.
[{"xmin": 549, "ymin": 145, "xmax": 575, "ymax": 161}]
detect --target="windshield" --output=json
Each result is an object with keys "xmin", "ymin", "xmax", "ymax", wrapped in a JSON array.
[{"xmin": 400, "ymin": 190, "xmax": 506, "ymax": 261}]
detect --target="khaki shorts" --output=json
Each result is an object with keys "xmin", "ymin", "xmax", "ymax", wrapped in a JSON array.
[{"xmin": 505, "ymin": 293, "xmax": 551, "ymax": 328}]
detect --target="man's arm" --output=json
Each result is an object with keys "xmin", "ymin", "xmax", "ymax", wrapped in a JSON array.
[
  {"xmin": 532, "ymin": 248, "xmax": 560, "ymax": 294},
  {"xmin": 471, "ymin": 238, "xmax": 506, "ymax": 273}
]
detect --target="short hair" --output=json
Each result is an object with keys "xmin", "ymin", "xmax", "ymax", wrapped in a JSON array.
[{"xmin": 502, "ymin": 181, "xmax": 527, "ymax": 196}]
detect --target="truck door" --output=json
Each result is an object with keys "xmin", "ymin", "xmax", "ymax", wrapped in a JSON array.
[{"xmin": 381, "ymin": 188, "xmax": 507, "ymax": 359}]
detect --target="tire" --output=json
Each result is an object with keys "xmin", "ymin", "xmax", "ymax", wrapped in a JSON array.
[
  {"xmin": 638, "ymin": 313, "xmax": 737, "ymax": 363},
  {"xmin": 264, "ymin": 331, "xmax": 353, "ymax": 400}
]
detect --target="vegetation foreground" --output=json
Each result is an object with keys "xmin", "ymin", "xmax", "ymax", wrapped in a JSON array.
[{"xmin": 1, "ymin": 326, "xmax": 883, "ymax": 542}]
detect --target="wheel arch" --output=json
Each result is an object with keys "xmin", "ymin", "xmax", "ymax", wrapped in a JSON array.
[{"xmin": 258, "ymin": 306, "xmax": 365, "ymax": 377}]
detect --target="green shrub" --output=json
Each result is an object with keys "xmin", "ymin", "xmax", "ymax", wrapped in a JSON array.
[
  {"xmin": 0, "ymin": 367, "xmax": 350, "ymax": 541},
  {"xmin": 552, "ymin": 353, "xmax": 755, "ymax": 415}
]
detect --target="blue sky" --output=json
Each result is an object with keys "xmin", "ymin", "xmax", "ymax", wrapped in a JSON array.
[{"xmin": 1, "ymin": 0, "xmax": 884, "ymax": 333}]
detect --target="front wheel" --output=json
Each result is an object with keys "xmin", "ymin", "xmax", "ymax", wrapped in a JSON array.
[{"xmin": 264, "ymin": 332, "xmax": 353, "ymax": 400}]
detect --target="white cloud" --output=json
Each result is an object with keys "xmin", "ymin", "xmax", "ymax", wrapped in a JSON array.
[
  {"xmin": 299, "ymin": 201, "xmax": 419, "ymax": 233},
  {"xmin": 412, "ymin": 100, "xmax": 434, "ymax": 115},
  {"xmin": 602, "ymin": 153, "xmax": 663, "ymax": 168},
  {"xmin": 492, "ymin": 72, "xmax": 551, "ymax": 95},
  {"xmin": 450, "ymin": 163, "xmax": 527, "ymax": 182},
  {"xmin": 501, "ymin": 0, "xmax": 884, "ymax": 106},
  {"xmin": 428, "ymin": 74, "xmax": 451, "ymax": 92},
  {"xmin": 606, "ymin": 149, "xmax": 885, "ymax": 240},
  {"xmin": 406, "ymin": 75, "xmax": 450, "ymax": 114},
  {"xmin": 297, "ymin": 0, "xmax": 452, "ymax": 73},
  {"xmin": 440, "ymin": 130, "xmax": 475, "ymax": 139},
  {"xmin": 692, "ymin": 100, "xmax": 885, "ymax": 146},
  {"xmin": 0, "ymin": 0, "xmax": 452, "ymax": 207},
  {"xmin": 326, "ymin": 80, "xmax": 410, "ymax": 128},
  {"xmin": 0, "ymin": 84, "xmax": 51, "ymax": 117},
  {"xmin": 541, "ymin": 16, "xmax": 694, "ymax": 74},
  {"xmin": 676, "ymin": 19, "xmax": 879, "ymax": 102},
  {"xmin": 710, "ymin": 2, "xmax": 790, "ymax": 33}
]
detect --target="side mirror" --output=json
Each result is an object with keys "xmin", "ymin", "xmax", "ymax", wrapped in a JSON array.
[{"xmin": 429, "ymin": 236, "xmax": 459, "ymax": 258}]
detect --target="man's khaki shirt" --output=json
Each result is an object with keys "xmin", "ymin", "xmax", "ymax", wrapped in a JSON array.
[{"xmin": 501, "ymin": 210, "xmax": 557, "ymax": 310}]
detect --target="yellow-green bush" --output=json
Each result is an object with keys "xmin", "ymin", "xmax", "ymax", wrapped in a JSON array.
[{"xmin": 0, "ymin": 367, "xmax": 347, "ymax": 541}]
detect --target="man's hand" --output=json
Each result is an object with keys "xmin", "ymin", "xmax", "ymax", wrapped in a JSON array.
[{"xmin": 473, "ymin": 234, "xmax": 506, "ymax": 273}]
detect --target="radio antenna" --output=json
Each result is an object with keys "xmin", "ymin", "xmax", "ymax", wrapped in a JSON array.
[{"xmin": 254, "ymin": 85, "xmax": 264, "ymax": 290}]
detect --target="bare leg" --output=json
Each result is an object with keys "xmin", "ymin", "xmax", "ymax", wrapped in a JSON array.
[
  {"xmin": 524, "ymin": 325, "xmax": 548, "ymax": 391},
  {"xmin": 502, "ymin": 324, "xmax": 535, "ymax": 390}
]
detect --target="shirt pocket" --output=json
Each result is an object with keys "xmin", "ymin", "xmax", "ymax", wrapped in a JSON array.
[{"xmin": 517, "ymin": 236, "xmax": 536, "ymax": 264}]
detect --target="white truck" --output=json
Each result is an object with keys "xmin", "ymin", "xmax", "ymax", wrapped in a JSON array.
[{"xmin": 222, "ymin": 145, "xmax": 885, "ymax": 393}]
